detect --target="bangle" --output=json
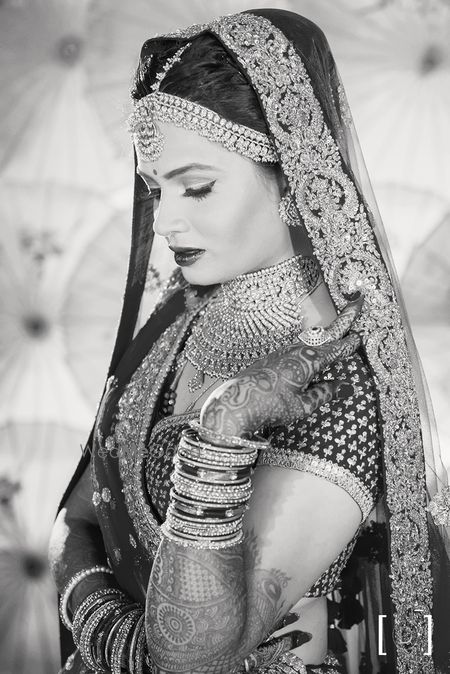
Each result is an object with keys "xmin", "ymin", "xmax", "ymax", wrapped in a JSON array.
[
  {"xmin": 59, "ymin": 564, "xmax": 113, "ymax": 631},
  {"xmin": 78, "ymin": 598, "xmax": 120, "ymax": 670},
  {"xmin": 172, "ymin": 473, "xmax": 253, "ymax": 503},
  {"xmin": 174, "ymin": 456, "xmax": 252, "ymax": 482},
  {"xmin": 129, "ymin": 612, "xmax": 145, "ymax": 674},
  {"xmin": 170, "ymin": 489, "xmax": 248, "ymax": 518},
  {"xmin": 189, "ymin": 420, "xmax": 269, "ymax": 451},
  {"xmin": 72, "ymin": 588, "xmax": 126, "ymax": 645},
  {"xmin": 111, "ymin": 608, "xmax": 142, "ymax": 674},
  {"xmin": 162, "ymin": 426, "xmax": 260, "ymax": 549},
  {"xmin": 179, "ymin": 440, "xmax": 257, "ymax": 468},
  {"xmin": 105, "ymin": 606, "xmax": 134, "ymax": 667},
  {"xmin": 161, "ymin": 522, "xmax": 244, "ymax": 548}
]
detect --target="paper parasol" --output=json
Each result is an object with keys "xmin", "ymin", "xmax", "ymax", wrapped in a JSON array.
[
  {"xmin": 401, "ymin": 213, "xmax": 450, "ymax": 472},
  {"xmin": 0, "ymin": 422, "xmax": 83, "ymax": 674},
  {"xmin": 0, "ymin": 183, "xmax": 129, "ymax": 427},
  {"xmin": 310, "ymin": 0, "xmax": 450, "ymax": 199},
  {"xmin": 0, "ymin": 0, "xmax": 129, "ymax": 191}
]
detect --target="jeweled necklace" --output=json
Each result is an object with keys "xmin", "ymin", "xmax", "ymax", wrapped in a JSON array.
[{"xmin": 181, "ymin": 255, "xmax": 319, "ymax": 392}]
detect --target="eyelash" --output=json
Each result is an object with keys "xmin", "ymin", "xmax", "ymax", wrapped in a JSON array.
[
  {"xmin": 184, "ymin": 181, "xmax": 216, "ymax": 201},
  {"xmin": 146, "ymin": 181, "xmax": 215, "ymax": 202}
]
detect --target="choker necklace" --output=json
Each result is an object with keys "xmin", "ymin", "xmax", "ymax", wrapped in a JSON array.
[{"xmin": 182, "ymin": 255, "xmax": 320, "ymax": 392}]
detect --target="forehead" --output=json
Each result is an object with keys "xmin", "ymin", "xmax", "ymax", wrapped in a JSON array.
[{"xmin": 136, "ymin": 120, "xmax": 250, "ymax": 176}]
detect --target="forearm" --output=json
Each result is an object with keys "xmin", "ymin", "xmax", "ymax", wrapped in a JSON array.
[
  {"xmin": 49, "ymin": 508, "xmax": 112, "ymax": 611},
  {"xmin": 146, "ymin": 535, "xmax": 287, "ymax": 673},
  {"xmin": 145, "ymin": 417, "xmax": 288, "ymax": 673}
]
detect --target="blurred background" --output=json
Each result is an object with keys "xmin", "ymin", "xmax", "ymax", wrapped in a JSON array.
[{"xmin": 0, "ymin": 0, "xmax": 449, "ymax": 671}]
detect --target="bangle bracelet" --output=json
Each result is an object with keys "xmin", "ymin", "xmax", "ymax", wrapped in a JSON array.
[
  {"xmin": 128, "ymin": 612, "xmax": 145, "ymax": 674},
  {"xmin": 111, "ymin": 608, "xmax": 142, "ymax": 674},
  {"xmin": 174, "ymin": 456, "xmax": 252, "ymax": 482},
  {"xmin": 174, "ymin": 462, "xmax": 251, "ymax": 486},
  {"xmin": 78, "ymin": 598, "xmax": 119, "ymax": 670},
  {"xmin": 179, "ymin": 441, "xmax": 257, "ymax": 468},
  {"xmin": 59, "ymin": 565, "xmax": 113, "ymax": 631},
  {"xmin": 161, "ymin": 522, "xmax": 244, "ymax": 548},
  {"xmin": 170, "ymin": 489, "xmax": 250, "ymax": 516},
  {"xmin": 72, "ymin": 588, "xmax": 126, "ymax": 645},
  {"xmin": 189, "ymin": 421, "xmax": 269, "ymax": 451},
  {"xmin": 105, "ymin": 606, "xmax": 133, "ymax": 667}
]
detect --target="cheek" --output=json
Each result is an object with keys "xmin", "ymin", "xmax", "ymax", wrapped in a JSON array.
[{"xmin": 209, "ymin": 185, "xmax": 262, "ymax": 246}]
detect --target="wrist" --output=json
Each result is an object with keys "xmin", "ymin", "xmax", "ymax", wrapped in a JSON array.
[
  {"xmin": 199, "ymin": 409, "xmax": 250, "ymax": 442},
  {"xmin": 59, "ymin": 565, "xmax": 114, "ymax": 631},
  {"xmin": 162, "ymin": 425, "xmax": 266, "ymax": 549}
]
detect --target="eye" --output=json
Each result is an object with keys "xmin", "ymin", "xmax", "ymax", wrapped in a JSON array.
[{"xmin": 184, "ymin": 180, "xmax": 216, "ymax": 201}]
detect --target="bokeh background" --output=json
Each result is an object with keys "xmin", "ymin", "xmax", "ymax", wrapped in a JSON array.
[{"xmin": 0, "ymin": 0, "xmax": 449, "ymax": 671}]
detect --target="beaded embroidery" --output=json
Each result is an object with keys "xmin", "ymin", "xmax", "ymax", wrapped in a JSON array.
[
  {"xmin": 152, "ymin": 13, "xmax": 434, "ymax": 671},
  {"xmin": 102, "ymin": 300, "xmax": 209, "ymax": 558},
  {"xmin": 129, "ymin": 92, "xmax": 277, "ymax": 163}
]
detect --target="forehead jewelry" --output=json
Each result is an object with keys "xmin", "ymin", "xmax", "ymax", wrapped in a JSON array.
[{"xmin": 127, "ymin": 44, "xmax": 277, "ymax": 163}]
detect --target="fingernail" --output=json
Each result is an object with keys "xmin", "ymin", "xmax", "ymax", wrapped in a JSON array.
[{"xmin": 336, "ymin": 382, "xmax": 355, "ymax": 399}]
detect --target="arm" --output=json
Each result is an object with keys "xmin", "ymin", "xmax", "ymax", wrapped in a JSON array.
[
  {"xmin": 145, "ymin": 298, "xmax": 364, "ymax": 673},
  {"xmin": 49, "ymin": 463, "xmax": 113, "ymax": 616},
  {"xmin": 147, "ymin": 468, "xmax": 361, "ymax": 673}
]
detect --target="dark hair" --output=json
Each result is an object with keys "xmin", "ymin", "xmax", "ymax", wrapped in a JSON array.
[
  {"xmin": 132, "ymin": 34, "xmax": 270, "ymax": 136},
  {"xmin": 132, "ymin": 34, "xmax": 306, "ymax": 245}
]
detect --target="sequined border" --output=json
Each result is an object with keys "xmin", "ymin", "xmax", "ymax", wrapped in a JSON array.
[
  {"xmin": 111, "ymin": 300, "xmax": 208, "ymax": 558},
  {"xmin": 257, "ymin": 451, "xmax": 373, "ymax": 519},
  {"xmin": 151, "ymin": 13, "xmax": 434, "ymax": 673}
]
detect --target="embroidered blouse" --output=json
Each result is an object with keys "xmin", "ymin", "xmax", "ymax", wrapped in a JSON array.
[
  {"xmin": 92, "ymin": 304, "xmax": 382, "ymax": 601},
  {"xmin": 145, "ymin": 351, "xmax": 382, "ymax": 597}
]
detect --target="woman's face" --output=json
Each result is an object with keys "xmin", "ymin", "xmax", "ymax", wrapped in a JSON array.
[{"xmin": 136, "ymin": 121, "xmax": 294, "ymax": 285}]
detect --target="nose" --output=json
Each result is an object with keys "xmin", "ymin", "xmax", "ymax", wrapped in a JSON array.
[{"xmin": 152, "ymin": 195, "xmax": 189, "ymax": 238}]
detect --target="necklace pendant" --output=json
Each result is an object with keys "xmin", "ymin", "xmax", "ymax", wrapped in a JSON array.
[{"xmin": 188, "ymin": 368, "xmax": 205, "ymax": 393}]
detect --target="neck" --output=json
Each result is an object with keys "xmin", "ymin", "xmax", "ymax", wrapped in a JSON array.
[{"xmin": 219, "ymin": 254, "xmax": 313, "ymax": 309}]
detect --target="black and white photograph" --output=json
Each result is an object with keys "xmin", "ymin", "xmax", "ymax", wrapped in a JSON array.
[{"xmin": 0, "ymin": 2, "xmax": 449, "ymax": 673}]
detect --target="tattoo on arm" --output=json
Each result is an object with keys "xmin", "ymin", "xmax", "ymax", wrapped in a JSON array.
[{"xmin": 146, "ymin": 531, "xmax": 290, "ymax": 673}]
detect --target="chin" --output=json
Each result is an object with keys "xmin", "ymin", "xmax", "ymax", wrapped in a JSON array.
[{"xmin": 179, "ymin": 262, "xmax": 234, "ymax": 286}]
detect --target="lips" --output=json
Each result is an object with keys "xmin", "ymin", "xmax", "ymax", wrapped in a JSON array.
[{"xmin": 169, "ymin": 245, "xmax": 205, "ymax": 267}]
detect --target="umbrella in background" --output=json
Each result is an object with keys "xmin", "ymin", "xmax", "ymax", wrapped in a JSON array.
[
  {"xmin": 310, "ymin": 0, "xmax": 450, "ymax": 200},
  {"xmin": 401, "ymin": 214, "xmax": 450, "ymax": 472},
  {"xmin": 0, "ymin": 423, "xmax": 83, "ymax": 674},
  {"xmin": 86, "ymin": 0, "xmax": 295, "ymax": 154},
  {"xmin": 0, "ymin": 0, "xmax": 129, "ymax": 192},
  {"xmin": 374, "ymin": 184, "xmax": 449, "ymax": 276},
  {"xmin": 0, "ymin": 183, "xmax": 129, "ymax": 427}
]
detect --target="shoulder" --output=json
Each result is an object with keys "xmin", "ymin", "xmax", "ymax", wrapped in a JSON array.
[{"xmin": 257, "ymin": 351, "xmax": 382, "ymax": 519}]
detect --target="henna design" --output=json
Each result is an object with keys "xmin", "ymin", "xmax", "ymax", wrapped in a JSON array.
[
  {"xmin": 200, "ymin": 333, "xmax": 360, "ymax": 436},
  {"xmin": 146, "ymin": 530, "xmax": 292, "ymax": 672}
]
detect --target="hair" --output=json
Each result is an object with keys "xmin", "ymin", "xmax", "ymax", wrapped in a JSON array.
[{"xmin": 131, "ymin": 34, "xmax": 283, "ymax": 188}]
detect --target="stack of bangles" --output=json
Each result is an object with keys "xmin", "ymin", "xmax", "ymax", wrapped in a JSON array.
[
  {"xmin": 59, "ymin": 566, "xmax": 149, "ymax": 673},
  {"xmin": 161, "ymin": 422, "xmax": 269, "ymax": 549}
]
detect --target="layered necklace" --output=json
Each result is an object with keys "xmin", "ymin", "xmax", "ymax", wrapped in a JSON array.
[{"xmin": 181, "ymin": 254, "xmax": 319, "ymax": 392}]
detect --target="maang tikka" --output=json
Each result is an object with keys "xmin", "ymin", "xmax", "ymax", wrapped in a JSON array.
[{"xmin": 127, "ymin": 44, "xmax": 278, "ymax": 163}]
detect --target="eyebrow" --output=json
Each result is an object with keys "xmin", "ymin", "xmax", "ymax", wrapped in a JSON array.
[{"xmin": 137, "ymin": 163, "xmax": 218, "ymax": 182}]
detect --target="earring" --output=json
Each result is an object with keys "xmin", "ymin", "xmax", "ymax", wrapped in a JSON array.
[{"xmin": 278, "ymin": 193, "xmax": 300, "ymax": 227}]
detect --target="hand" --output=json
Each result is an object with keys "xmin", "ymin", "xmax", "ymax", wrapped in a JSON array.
[{"xmin": 199, "ymin": 295, "xmax": 363, "ymax": 438}]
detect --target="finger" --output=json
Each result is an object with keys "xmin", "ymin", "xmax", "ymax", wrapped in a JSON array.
[
  {"xmin": 305, "ymin": 332, "xmax": 360, "ymax": 378},
  {"xmin": 243, "ymin": 631, "xmax": 308, "ymax": 671},
  {"xmin": 319, "ymin": 332, "xmax": 361, "ymax": 371},
  {"xmin": 283, "ymin": 380, "xmax": 355, "ymax": 426},
  {"xmin": 326, "ymin": 293, "xmax": 364, "ymax": 341}
]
